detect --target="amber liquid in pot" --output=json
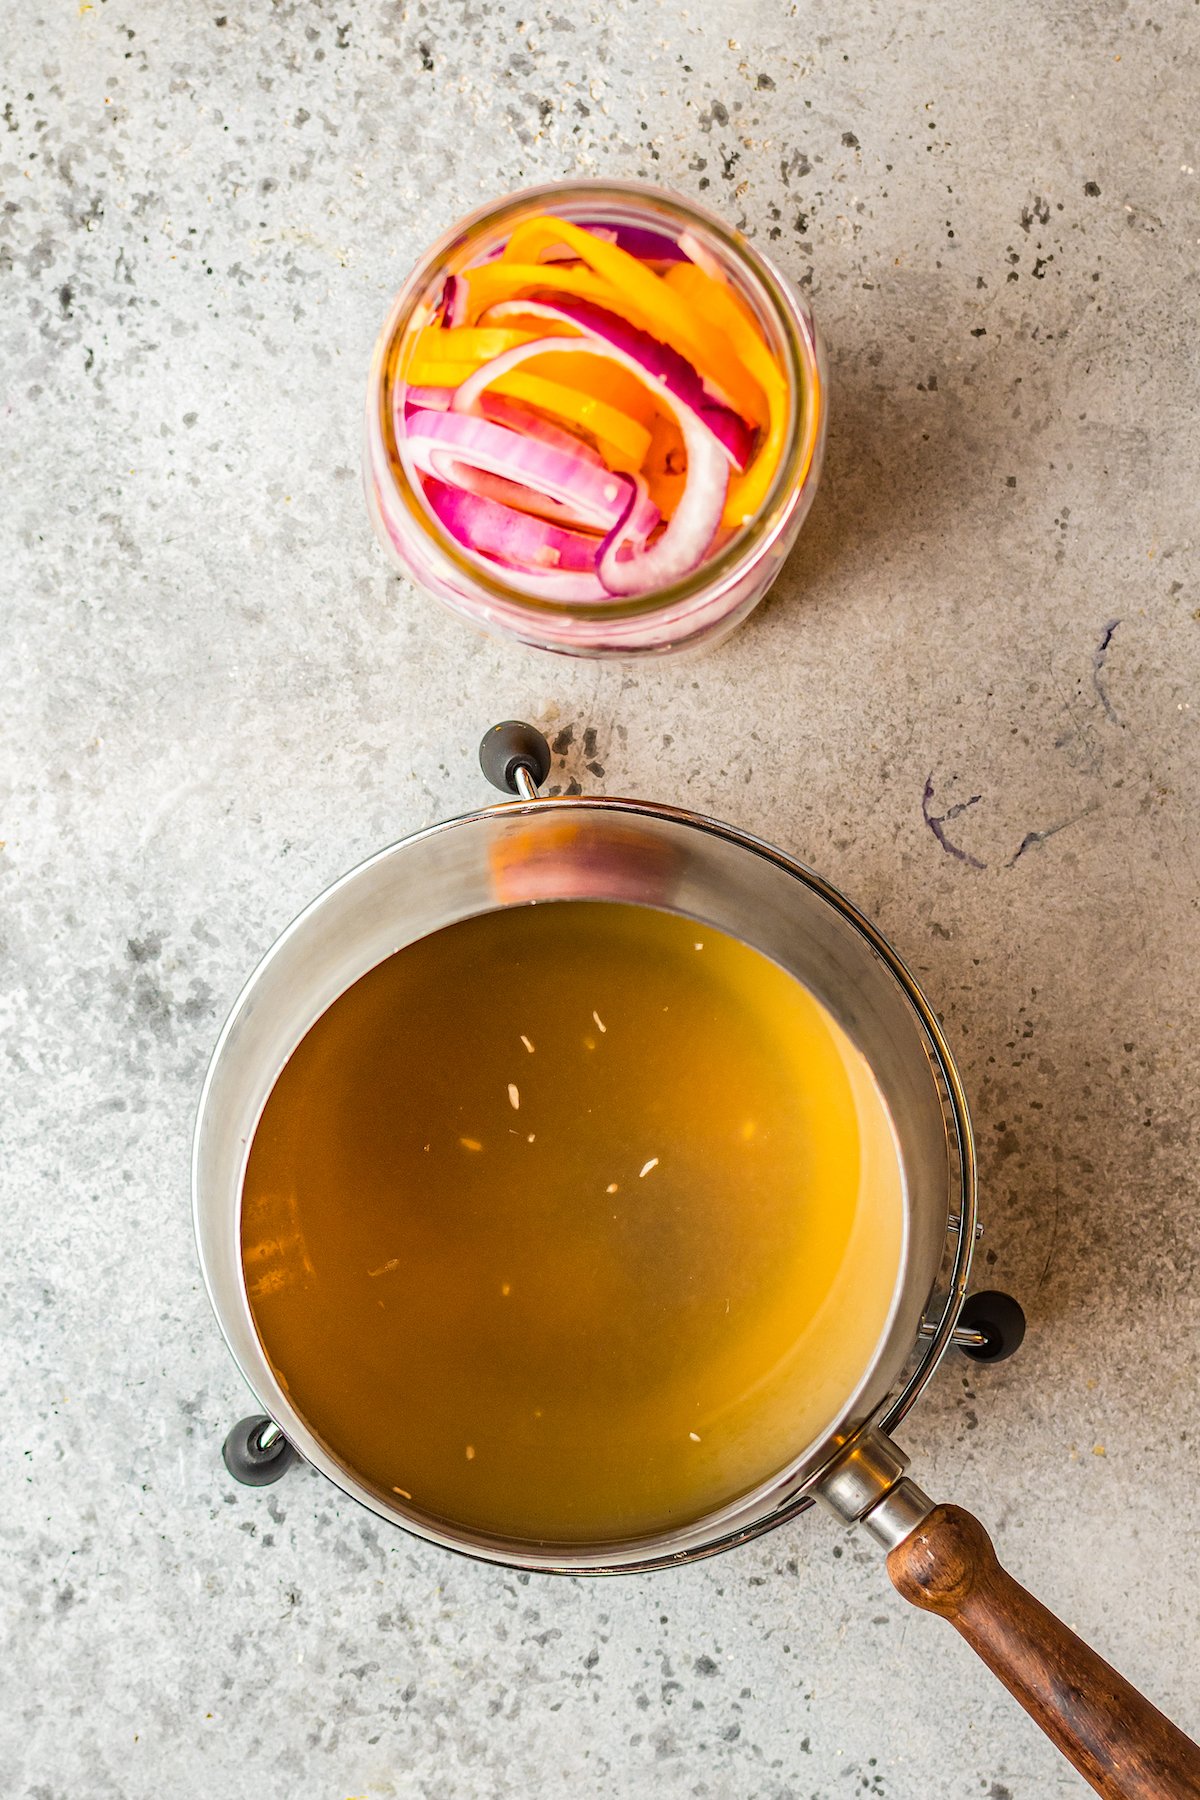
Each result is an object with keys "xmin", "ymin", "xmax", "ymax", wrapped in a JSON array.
[{"xmin": 242, "ymin": 902, "xmax": 903, "ymax": 1546}]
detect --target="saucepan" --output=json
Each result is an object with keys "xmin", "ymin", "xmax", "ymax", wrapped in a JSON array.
[{"xmin": 192, "ymin": 722, "xmax": 1200, "ymax": 1798}]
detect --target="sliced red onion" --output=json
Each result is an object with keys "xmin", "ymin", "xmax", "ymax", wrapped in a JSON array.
[
  {"xmin": 520, "ymin": 223, "xmax": 689, "ymax": 264},
  {"xmin": 399, "ymin": 381, "xmax": 605, "ymax": 466},
  {"xmin": 676, "ymin": 229, "xmax": 726, "ymax": 283},
  {"xmin": 483, "ymin": 392, "xmax": 606, "ymax": 464},
  {"xmin": 440, "ymin": 273, "xmax": 469, "ymax": 327},
  {"xmin": 589, "ymin": 224, "xmax": 690, "ymax": 263},
  {"xmin": 453, "ymin": 309, "xmax": 733, "ymax": 595},
  {"xmin": 422, "ymin": 477, "xmax": 603, "ymax": 572},
  {"xmin": 401, "ymin": 383, "xmax": 455, "ymax": 414},
  {"xmin": 451, "ymin": 335, "xmax": 580, "ymax": 419},
  {"xmin": 481, "ymin": 296, "xmax": 754, "ymax": 472},
  {"xmin": 402, "ymin": 408, "xmax": 639, "ymax": 532},
  {"xmin": 598, "ymin": 417, "xmax": 728, "ymax": 596}
]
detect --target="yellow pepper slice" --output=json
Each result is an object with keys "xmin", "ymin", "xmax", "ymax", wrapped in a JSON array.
[
  {"xmin": 414, "ymin": 311, "xmax": 656, "ymax": 425},
  {"xmin": 665, "ymin": 264, "xmax": 798, "ymax": 528},
  {"xmin": 501, "ymin": 217, "xmax": 768, "ymax": 428},
  {"xmin": 410, "ymin": 325, "xmax": 560, "ymax": 366},
  {"xmin": 494, "ymin": 343, "xmax": 656, "ymax": 426},
  {"xmin": 401, "ymin": 357, "xmax": 651, "ymax": 473}
]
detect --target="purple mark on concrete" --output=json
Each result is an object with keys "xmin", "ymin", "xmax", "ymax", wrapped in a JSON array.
[
  {"xmin": 1007, "ymin": 805, "xmax": 1097, "ymax": 867},
  {"xmin": 1092, "ymin": 618, "xmax": 1122, "ymax": 723},
  {"xmin": 923, "ymin": 775, "xmax": 986, "ymax": 869}
]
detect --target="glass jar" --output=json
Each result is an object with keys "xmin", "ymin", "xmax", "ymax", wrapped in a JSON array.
[{"xmin": 364, "ymin": 180, "xmax": 826, "ymax": 658}]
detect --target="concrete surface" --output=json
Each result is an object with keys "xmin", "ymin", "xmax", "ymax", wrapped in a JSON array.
[{"xmin": 3, "ymin": 2, "xmax": 1199, "ymax": 1796}]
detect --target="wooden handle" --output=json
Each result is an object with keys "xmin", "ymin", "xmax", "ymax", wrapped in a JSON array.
[{"xmin": 888, "ymin": 1504, "xmax": 1200, "ymax": 1799}]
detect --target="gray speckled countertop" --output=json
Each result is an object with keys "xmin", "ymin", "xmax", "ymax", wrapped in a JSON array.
[{"xmin": 3, "ymin": 4, "xmax": 1199, "ymax": 1797}]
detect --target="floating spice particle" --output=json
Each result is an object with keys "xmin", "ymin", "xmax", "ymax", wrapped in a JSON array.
[
  {"xmin": 694, "ymin": 941, "xmax": 703, "ymax": 950},
  {"xmin": 593, "ymin": 1009, "xmax": 607, "ymax": 1033},
  {"xmin": 367, "ymin": 1258, "xmax": 400, "ymax": 1278},
  {"xmin": 520, "ymin": 1034, "xmax": 535, "ymax": 1054},
  {"xmin": 508, "ymin": 1083, "xmax": 520, "ymax": 1110},
  {"xmin": 689, "ymin": 1432, "xmax": 701, "ymax": 1443},
  {"xmin": 465, "ymin": 1445, "xmax": 476, "ymax": 1460},
  {"xmin": 639, "ymin": 1157, "xmax": 659, "ymax": 1178},
  {"xmin": 584, "ymin": 1036, "xmax": 596, "ymax": 1051},
  {"xmin": 501, "ymin": 1283, "xmax": 511, "ymax": 1296},
  {"xmin": 741, "ymin": 1120, "xmax": 756, "ymax": 1141},
  {"xmin": 460, "ymin": 1136, "xmax": 483, "ymax": 1151},
  {"xmin": 526, "ymin": 1133, "xmax": 536, "ymax": 1143},
  {"xmin": 606, "ymin": 1182, "xmax": 618, "ymax": 1194},
  {"xmin": 392, "ymin": 1486, "xmax": 412, "ymax": 1499}
]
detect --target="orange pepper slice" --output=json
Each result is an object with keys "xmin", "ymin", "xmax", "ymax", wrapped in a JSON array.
[
  {"xmin": 510, "ymin": 347, "xmax": 655, "ymax": 427},
  {"xmin": 664, "ymin": 264, "xmax": 795, "ymax": 528},
  {"xmin": 500, "ymin": 218, "xmax": 768, "ymax": 428},
  {"xmin": 641, "ymin": 413, "xmax": 687, "ymax": 519},
  {"xmin": 460, "ymin": 261, "xmax": 628, "ymax": 325}
]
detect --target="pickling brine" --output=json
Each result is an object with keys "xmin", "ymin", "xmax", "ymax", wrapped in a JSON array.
[{"xmin": 241, "ymin": 901, "xmax": 902, "ymax": 1545}]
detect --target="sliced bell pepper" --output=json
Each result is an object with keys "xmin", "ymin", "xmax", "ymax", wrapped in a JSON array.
[
  {"xmin": 410, "ymin": 325, "xmax": 558, "ymax": 366},
  {"xmin": 664, "ymin": 264, "xmax": 801, "ymax": 528},
  {"xmin": 412, "ymin": 317, "xmax": 655, "ymax": 425},
  {"xmin": 400, "ymin": 357, "xmax": 652, "ymax": 473},
  {"xmin": 641, "ymin": 413, "xmax": 687, "ymax": 519},
  {"xmin": 460, "ymin": 261, "xmax": 628, "ymax": 326},
  {"xmin": 500, "ymin": 218, "xmax": 769, "ymax": 429}
]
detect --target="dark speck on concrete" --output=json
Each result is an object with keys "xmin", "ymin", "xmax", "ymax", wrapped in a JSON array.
[
  {"xmin": 841, "ymin": 131, "xmax": 859, "ymax": 147},
  {"xmin": 756, "ymin": 72, "xmax": 775, "ymax": 89},
  {"xmin": 126, "ymin": 933, "xmax": 162, "ymax": 963},
  {"xmin": 693, "ymin": 1654, "xmax": 718, "ymax": 1676},
  {"xmin": 552, "ymin": 723, "xmax": 575, "ymax": 755},
  {"xmin": 582, "ymin": 726, "xmax": 598, "ymax": 758},
  {"xmin": 1084, "ymin": 180, "xmax": 1101, "ymax": 196}
]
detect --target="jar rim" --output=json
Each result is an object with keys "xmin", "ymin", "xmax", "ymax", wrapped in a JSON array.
[{"xmin": 367, "ymin": 179, "xmax": 823, "ymax": 625}]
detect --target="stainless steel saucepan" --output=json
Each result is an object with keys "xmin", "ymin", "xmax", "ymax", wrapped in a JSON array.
[{"xmin": 193, "ymin": 722, "xmax": 1200, "ymax": 1800}]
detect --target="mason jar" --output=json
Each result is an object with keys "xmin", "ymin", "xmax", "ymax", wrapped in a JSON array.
[{"xmin": 364, "ymin": 179, "xmax": 826, "ymax": 658}]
